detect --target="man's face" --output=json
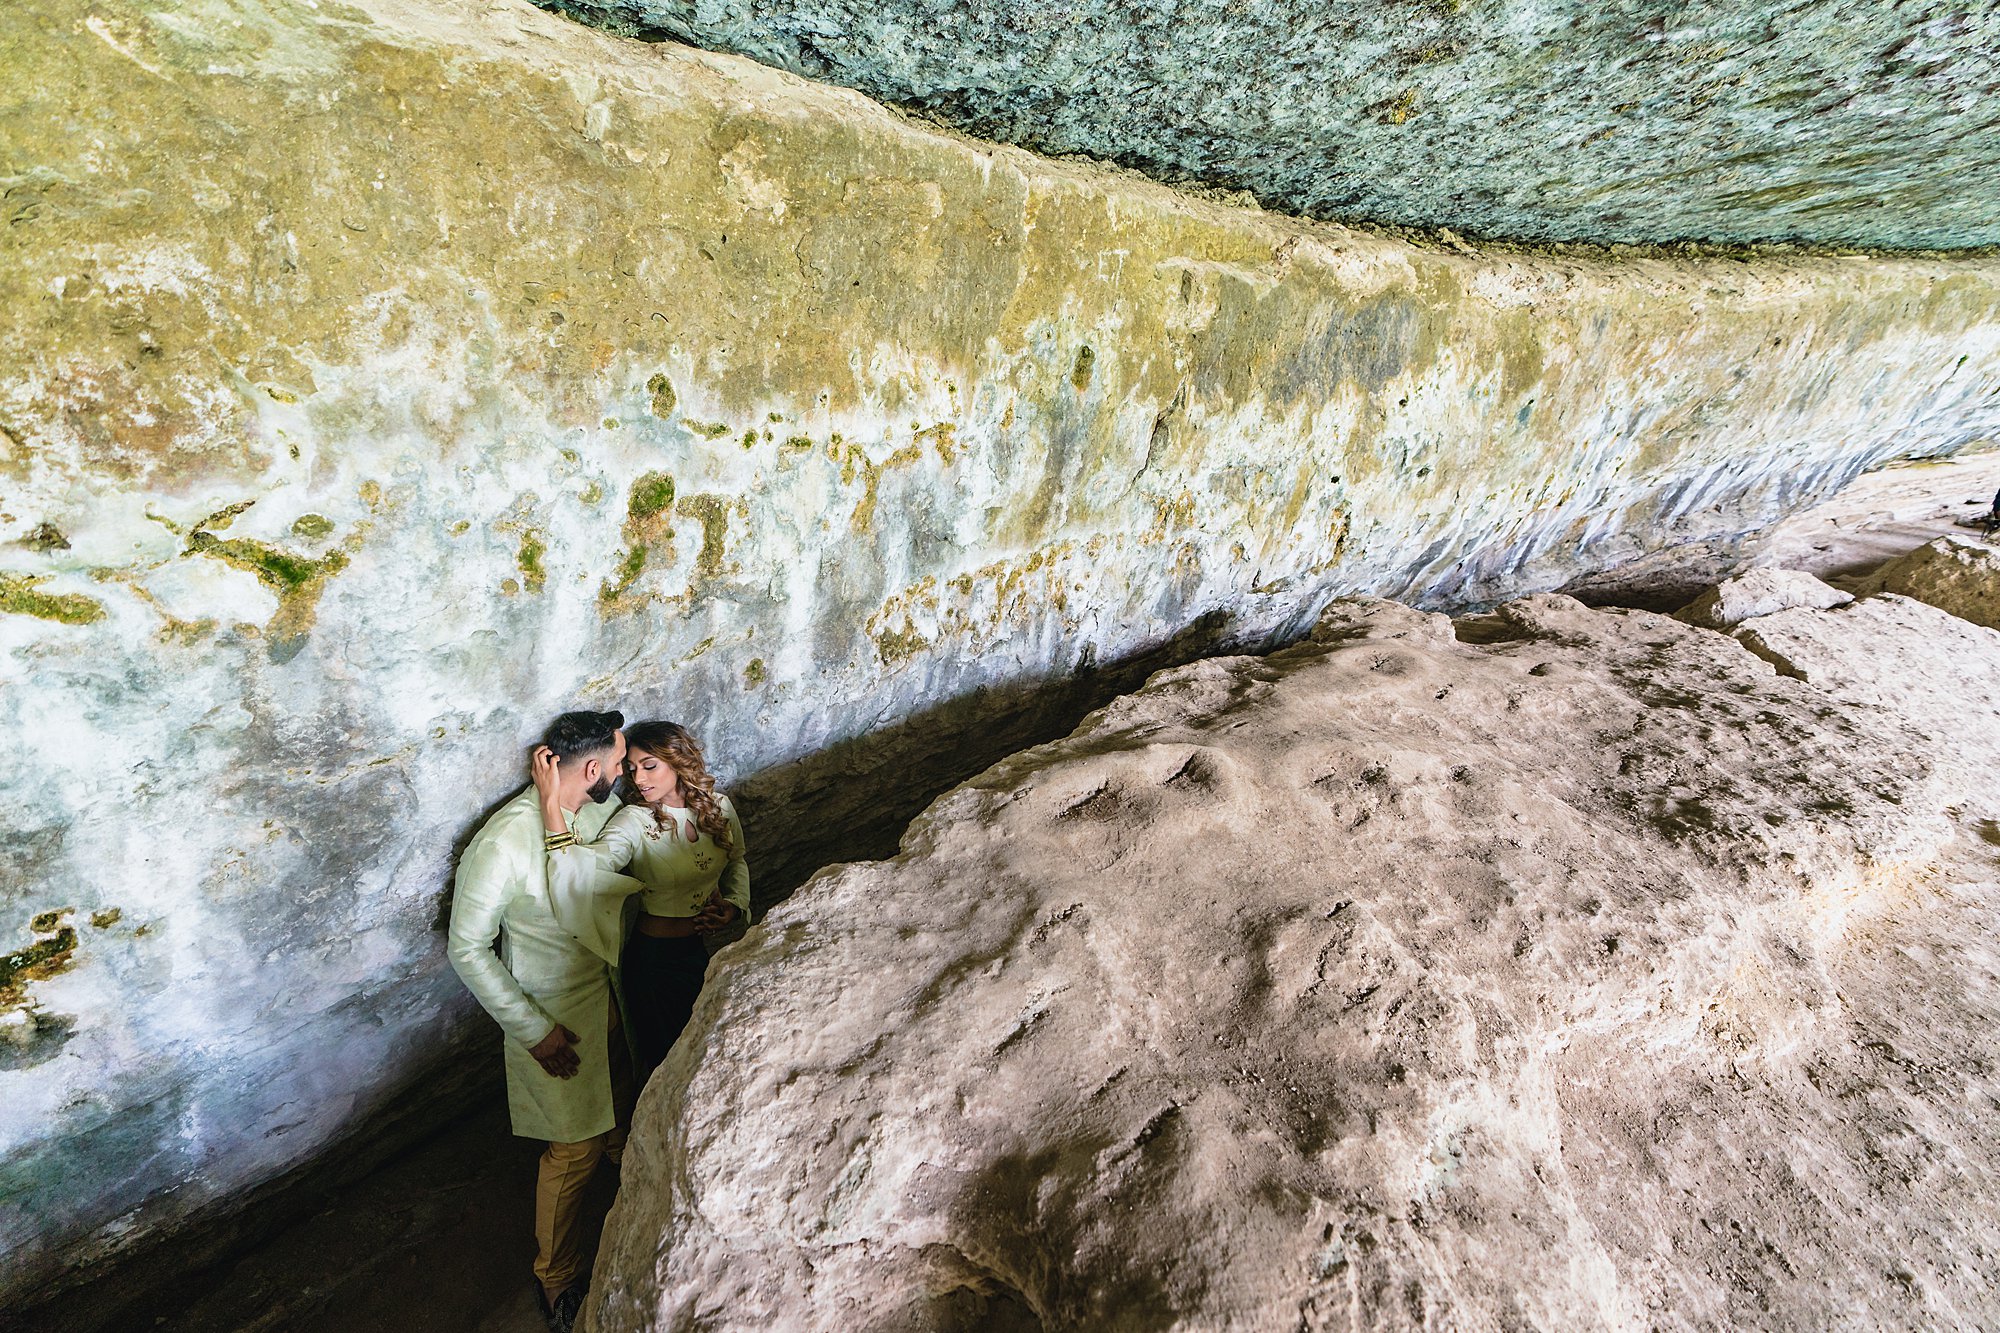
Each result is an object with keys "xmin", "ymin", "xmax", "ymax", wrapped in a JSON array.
[{"xmin": 583, "ymin": 731, "xmax": 627, "ymax": 805}]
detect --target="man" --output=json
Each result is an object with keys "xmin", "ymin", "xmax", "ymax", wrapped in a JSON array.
[{"xmin": 448, "ymin": 710, "xmax": 639, "ymax": 1333}]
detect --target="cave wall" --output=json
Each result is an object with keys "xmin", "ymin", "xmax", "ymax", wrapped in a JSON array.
[
  {"xmin": 3, "ymin": 0, "xmax": 2000, "ymax": 1304},
  {"xmin": 549, "ymin": 0, "xmax": 2000, "ymax": 248}
]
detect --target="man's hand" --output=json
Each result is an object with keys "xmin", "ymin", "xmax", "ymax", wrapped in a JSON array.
[
  {"xmin": 528, "ymin": 1024, "xmax": 582, "ymax": 1078},
  {"xmin": 692, "ymin": 892, "xmax": 738, "ymax": 933}
]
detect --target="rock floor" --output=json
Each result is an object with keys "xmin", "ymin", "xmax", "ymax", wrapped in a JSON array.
[{"xmin": 70, "ymin": 1100, "xmax": 602, "ymax": 1333}]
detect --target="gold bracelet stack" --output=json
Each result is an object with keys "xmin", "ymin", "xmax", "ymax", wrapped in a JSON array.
[{"xmin": 544, "ymin": 830, "xmax": 577, "ymax": 851}]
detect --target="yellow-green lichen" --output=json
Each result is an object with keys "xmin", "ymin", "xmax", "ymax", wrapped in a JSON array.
[
  {"xmin": 676, "ymin": 494, "xmax": 731, "ymax": 579},
  {"xmin": 914, "ymin": 421, "xmax": 959, "ymax": 464},
  {"xmin": 185, "ymin": 527, "xmax": 352, "ymax": 645},
  {"xmin": 515, "ymin": 531, "xmax": 547, "ymax": 592},
  {"xmin": 197, "ymin": 500, "xmax": 256, "ymax": 532},
  {"xmin": 580, "ymin": 481, "xmax": 606, "ymax": 506},
  {"xmin": 1, "ymin": 912, "xmax": 77, "ymax": 1008},
  {"xmin": 600, "ymin": 544, "xmax": 647, "ymax": 603},
  {"xmin": 743, "ymin": 657, "xmax": 766, "ymax": 687},
  {"xmin": 782, "ymin": 435, "xmax": 814, "ymax": 452},
  {"xmin": 690, "ymin": 421, "xmax": 732, "ymax": 439},
  {"xmin": 628, "ymin": 472, "xmax": 677, "ymax": 522},
  {"xmin": 874, "ymin": 623, "xmax": 932, "ymax": 664},
  {"xmin": 647, "ymin": 373, "xmax": 677, "ymax": 419},
  {"xmin": 157, "ymin": 616, "xmax": 217, "ymax": 645},
  {"xmin": 90, "ymin": 908, "xmax": 121, "ymax": 929},
  {"xmin": 0, "ymin": 573, "xmax": 106, "ymax": 625},
  {"xmin": 187, "ymin": 531, "xmax": 349, "ymax": 596},
  {"xmin": 290, "ymin": 513, "xmax": 334, "ymax": 539},
  {"xmin": 1071, "ymin": 345, "xmax": 1096, "ymax": 391}
]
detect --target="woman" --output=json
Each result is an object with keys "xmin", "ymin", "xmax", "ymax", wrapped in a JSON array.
[{"xmin": 536, "ymin": 720, "xmax": 750, "ymax": 1083}]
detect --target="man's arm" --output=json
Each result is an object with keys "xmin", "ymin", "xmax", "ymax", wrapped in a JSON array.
[{"xmin": 447, "ymin": 833, "xmax": 577, "ymax": 1076}]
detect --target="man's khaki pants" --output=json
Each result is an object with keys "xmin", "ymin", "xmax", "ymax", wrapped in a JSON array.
[{"xmin": 533, "ymin": 1000, "xmax": 632, "ymax": 1302}]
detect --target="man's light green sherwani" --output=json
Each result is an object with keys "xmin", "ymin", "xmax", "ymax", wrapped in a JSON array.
[{"xmin": 448, "ymin": 787, "xmax": 636, "ymax": 1143}]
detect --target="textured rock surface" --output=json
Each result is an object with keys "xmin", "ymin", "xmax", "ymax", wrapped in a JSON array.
[
  {"xmin": 7, "ymin": 0, "xmax": 2000, "ymax": 1307},
  {"xmin": 1673, "ymin": 566, "xmax": 1851, "ymax": 628},
  {"xmin": 1858, "ymin": 535, "xmax": 2000, "ymax": 629},
  {"xmin": 548, "ymin": 0, "xmax": 2000, "ymax": 248},
  {"xmin": 591, "ymin": 591, "xmax": 2000, "ymax": 1330}
]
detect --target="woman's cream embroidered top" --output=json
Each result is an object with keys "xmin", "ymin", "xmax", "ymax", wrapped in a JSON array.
[{"xmin": 563, "ymin": 793, "xmax": 750, "ymax": 920}]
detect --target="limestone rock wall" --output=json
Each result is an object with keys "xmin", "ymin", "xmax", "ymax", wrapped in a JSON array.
[
  {"xmin": 4, "ymin": 0, "xmax": 2000, "ymax": 1303},
  {"xmin": 550, "ymin": 0, "xmax": 2000, "ymax": 248},
  {"xmin": 588, "ymin": 590, "xmax": 2000, "ymax": 1330}
]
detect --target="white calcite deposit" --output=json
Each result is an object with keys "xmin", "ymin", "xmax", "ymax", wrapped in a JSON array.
[{"xmin": 590, "ymin": 589, "xmax": 2000, "ymax": 1330}]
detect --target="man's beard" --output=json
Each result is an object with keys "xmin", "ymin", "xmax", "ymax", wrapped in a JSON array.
[{"xmin": 585, "ymin": 774, "xmax": 616, "ymax": 805}]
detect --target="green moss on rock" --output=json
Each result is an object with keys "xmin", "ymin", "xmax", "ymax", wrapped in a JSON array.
[
  {"xmin": 1071, "ymin": 344, "xmax": 1095, "ymax": 391},
  {"xmin": 186, "ymin": 531, "xmax": 347, "ymax": 595},
  {"xmin": 600, "ymin": 544, "xmax": 647, "ymax": 603},
  {"xmin": 677, "ymin": 494, "xmax": 731, "ymax": 579},
  {"xmin": 0, "ymin": 573, "xmax": 106, "ymax": 625},
  {"xmin": 647, "ymin": 372, "xmax": 677, "ymax": 418},
  {"xmin": 628, "ymin": 473, "xmax": 677, "ymax": 522},
  {"xmin": 516, "ymin": 531, "xmax": 548, "ymax": 592},
  {"xmin": 1, "ymin": 915, "xmax": 78, "ymax": 1007}
]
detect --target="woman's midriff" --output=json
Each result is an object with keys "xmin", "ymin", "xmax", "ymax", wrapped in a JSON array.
[{"xmin": 634, "ymin": 912, "xmax": 703, "ymax": 938}]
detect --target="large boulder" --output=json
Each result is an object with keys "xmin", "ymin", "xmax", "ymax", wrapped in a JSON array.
[
  {"xmin": 589, "ymin": 592, "xmax": 2000, "ymax": 1330},
  {"xmin": 1672, "ymin": 566, "xmax": 1852, "ymax": 628}
]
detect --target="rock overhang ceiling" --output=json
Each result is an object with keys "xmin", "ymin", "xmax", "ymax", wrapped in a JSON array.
[{"xmin": 544, "ymin": 0, "xmax": 2000, "ymax": 250}]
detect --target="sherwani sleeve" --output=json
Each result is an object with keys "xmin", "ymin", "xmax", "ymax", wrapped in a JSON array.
[
  {"xmin": 546, "ymin": 804, "xmax": 647, "ymax": 963},
  {"xmin": 447, "ymin": 834, "xmax": 553, "ymax": 1047},
  {"xmin": 720, "ymin": 796, "xmax": 752, "ymax": 924}
]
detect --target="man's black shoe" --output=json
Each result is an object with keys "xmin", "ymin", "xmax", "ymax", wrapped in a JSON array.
[{"xmin": 538, "ymin": 1281, "xmax": 586, "ymax": 1333}]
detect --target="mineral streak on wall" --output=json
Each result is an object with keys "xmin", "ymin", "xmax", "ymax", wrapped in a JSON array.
[{"xmin": 1, "ymin": 0, "xmax": 1998, "ymax": 1305}]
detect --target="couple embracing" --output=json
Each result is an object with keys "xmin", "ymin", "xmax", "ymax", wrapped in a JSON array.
[{"xmin": 446, "ymin": 710, "xmax": 750, "ymax": 1333}]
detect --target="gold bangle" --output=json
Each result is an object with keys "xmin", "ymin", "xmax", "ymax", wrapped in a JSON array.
[{"xmin": 544, "ymin": 831, "xmax": 576, "ymax": 850}]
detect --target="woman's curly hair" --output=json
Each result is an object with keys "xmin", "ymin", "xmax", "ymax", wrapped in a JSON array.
[{"xmin": 622, "ymin": 720, "xmax": 731, "ymax": 851}]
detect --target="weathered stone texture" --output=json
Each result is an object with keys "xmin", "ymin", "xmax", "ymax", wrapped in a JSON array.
[
  {"xmin": 3, "ymin": 0, "xmax": 2000, "ymax": 1305},
  {"xmin": 590, "ymin": 591, "xmax": 2000, "ymax": 1330},
  {"xmin": 1860, "ymin": 533, "xmax": 2000, "ymax": 628},
  {"xmin": 549, "ymin": 0, "xmax": 2000, "ymax": 249},
  {"xmin": 1673, "ymin": 566, "xmax": 1851, "ymax": 628}
]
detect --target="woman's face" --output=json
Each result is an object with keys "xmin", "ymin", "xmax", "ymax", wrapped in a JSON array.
[{"xmin": 624, "ymin": 747, "xmax": 681, "ymax": 804}]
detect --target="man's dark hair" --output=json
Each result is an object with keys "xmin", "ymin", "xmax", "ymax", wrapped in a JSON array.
[{"xmin": 543, "ymin": 710, "xmax": 624, "ymax": 762}]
